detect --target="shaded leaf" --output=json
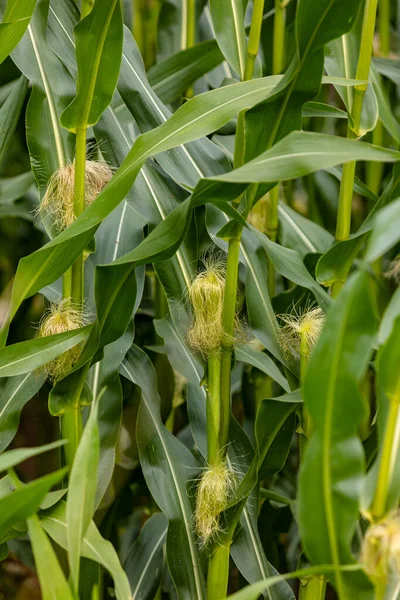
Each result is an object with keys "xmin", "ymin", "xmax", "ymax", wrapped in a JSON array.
[
  {"xmin": 124, "ymin": 512, "xmax": 168, "ymax": 599},
  {"xmin": 0, "ymin": 372, "xmax": 45, "ymax": 453}
]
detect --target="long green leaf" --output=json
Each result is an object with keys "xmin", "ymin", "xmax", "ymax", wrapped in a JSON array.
[
  {"xmin": 148, "ymin": 38, "xmax": 224, "ymax": 103},
  {"xmin": 11, "ymin": 0, "xmax": 74, "ymax": 193},
  {"xmin": 0, "ymin": 324, "xmax": 92, "ymax": 377},
  {"xmin": 0, "ymin": 74, "xmax": 283, "ymax": 344},
  {"xmin": 0, "ymin": 440, "xmax": 65, "ymax": 470},
  {"xmin": 209, "ymin": 0, "xmax": 246, "ymax": 79},
  {"xmin": 251, "ymin": 226, "xmax": 330, "ymax": 311},
  {"xmin": 0, "ymin": 0, "xmax": 37, "ymax": 64},
  {"xmin": 61, "ymin": 0, "xmax": 122, "ymax": 131},
  {"xmin": 364, "ymin": 317, "xmax": 400, "ymax": 514},
  {"xmin": 365, "ymin": 197, "xmax": 400, "ymax": 262},
  {"xmin": 245, "ymin": 0, "xmax": 363, "ymax": 158},
  {"xmin": 235, "ymin": 345, "xmax": 289, "ymax": 392},
  {"xmin": 227, "ymin": 565, "xmax": 363, "ymax": 600},
  {"xmin": 210, "ymin": 131, "xmax": 400, "ymax": 184},
  {"xmin": 67, "ymin": 401, "xmax": 100, "ymax": 594},
  {"xmin": 0, "ymin": 372, "xmax": 46, "ymax": 452},
  {"xmin": 124, "ymin": 512, "xmax": 168, "ymax": 598},
  {"xmin": 154, "ymin": 317, "xmax": 295, "ymax": 599},
  {"xmin": 0, "ymin": 468, "xmax": 67, "ymax": 539},
  {"xmin": 0, "ymin": 75, "xmax": 28, "ymax": 165},
  {"xmin": 326, "ymin": 21, "xmax": 378, "ymax": 136},
  {"xmin": 298, "ymin": 270, "xmax": 377, "ymax": 597},
  {"xmin": 121, "ymin": 345, "xmax": 206, "ymax": 600},
  {"xmin": 278, "ymin": 202, "xmax": 334, "ymax": 257},
  {"xmin": 48, "ymin": 1, "xmax": 231, "ymax": 188},
  {"xmin": 28, "ymin": 513, "xmax": 75, "ymax": 600},
  {"xmin": 41, "ymin": 501, "xmax": 131, "ymax": 600}
]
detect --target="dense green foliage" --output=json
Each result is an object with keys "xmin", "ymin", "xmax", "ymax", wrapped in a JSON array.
[{"xmin": 1, "ymin": 0, "xmax": 400, "ymax": 598}]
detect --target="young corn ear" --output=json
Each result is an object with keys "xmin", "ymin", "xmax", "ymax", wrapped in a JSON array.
[
  {"xmin": 187, "ymin": 262, "xmax": 226, "ymax": 358},
  {"xmin": 279, "ymin": 305, "xmax": 325, "ymax": 360},
  {"xmin": 195, "ymin": 460, "xmax": 235, "ymax": 544},
  {"xmin": 37, "ymin": 298, "xmax": 88, "ymax": 382},
  {"xmin": 38, "ymin": 160, "xmax": 113, "ymax": 233},
  {"xmin": 361, "ymin": 513, "xmax": 400, "ymax": 584}
]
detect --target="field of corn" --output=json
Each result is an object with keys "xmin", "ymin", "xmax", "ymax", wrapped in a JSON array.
[{"xmin": 1, "ymin": 0, "xmax": 400, "ymax": 598}]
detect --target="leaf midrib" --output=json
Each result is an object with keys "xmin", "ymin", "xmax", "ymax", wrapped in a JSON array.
[{"xmin": 121, "ymin": 360, "xmax": 205, "ymax": 600}]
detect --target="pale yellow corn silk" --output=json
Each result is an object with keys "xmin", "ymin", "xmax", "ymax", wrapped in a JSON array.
[
  {"xmin": 279, "ymin": 305, "xmax": 325, "ymax": 358},
  {"xmin": 37, "ymin": 298, "xmax": 88, "ymax": 382},
  {"xmin": 187, "ymin": 262, "xmax": 226, "ymax": 357},
  {"xmin": 384, "ymin": 255, "xmax": 400, "ymax": 284},
  {"xmin": 361, "ymin": 512, "xmax": 400, "ymax": 582},
  {"xmin": 195, "ymin": 460, "xmax": 235, "ymax": 544},
  {"xmin": 39, "ymin": 160, "xmax": 113, "ymax": 232}
]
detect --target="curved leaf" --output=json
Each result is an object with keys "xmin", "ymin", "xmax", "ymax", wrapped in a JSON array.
[
  {"xmin": 227, "ymin": 565, "xmax": 364, "ymax": 600},
  {"xmin": 41, "ymin": 501, "xmax": 131, "ymax": 600},
  {"xmin": 209, "ymin": 0, "xmax": 246, "ymax": 79},
  {"xmin": 0, "ymin": 75, "xmax": 28, "ymax": 165},
  {"xmin": 0, "ymin": 74, "xmax": 283, "ymax": 343},
  {"xmin": 365, "ymin": 197, "xmax": 400, "ymax": 263},
  {"xmin": 0, "ymin": 372, "xmax": 45, "ymax": 453},
  {"xmin": 154, "ymin": 317, "xmax": 294, "ymax": 599},
  {"xmin": 299, "ymin": 270, "xmax": 377, "ymax": 597},
  {"xmin": 0, "ymin": 440, "xmax": 65, "ymax": 469},
  {"xmin": 0, "ymin": 467, "xmax": 67, "ymax": 539},
  {"xmin": 61, "ymin": 0, "xmax": 123, "ymax": 131},
  {"xmin": 121, "ymin": 345, "xmax": 206, "ymax": 600},
  {"xmin": 0, "ymin": 0, "xmax": 37, "ymax": 64},
  {"xmin": 28, "ymin": 512, "xmax": 74, "ymax": 600},
  {"xmin": 235, "ymin": 345, "xmax": 289, "ymax": 393},
  {"xmin": 364, "ymin": 317, "xmax": 400, "ymax": 514},
  {"xmin": 326, "ymin": 25, "xmax": 378, "ymax": 136},
  {"xmin": 245, "ymin": 0, "xmax": 363, "ymax": 158},
  {"xmin": 67, "ymin": 401, "xmax": 100, "ymax": 593},
  {"xmin": 0, "ymin": 325, "xmax": 92, "ymax": 377},
  {"xmin": 124, "ymin": 512, "xmax": 168, "ymax": 599},
  {"xmin": 11, "ymin": 0, "xmax": 74, "ymax": 193},
  {"xmin": 148, "ymin": 38, "xmax": 224, "ymax": 103},
  {"xmin": 210, "ymin": 132, "xmax": 400, "ymax": 185}
]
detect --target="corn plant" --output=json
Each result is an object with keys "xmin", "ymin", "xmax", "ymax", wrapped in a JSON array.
[{"xmin": 1, "ymin": 0, "xmax": 400, "ymax": 598}]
